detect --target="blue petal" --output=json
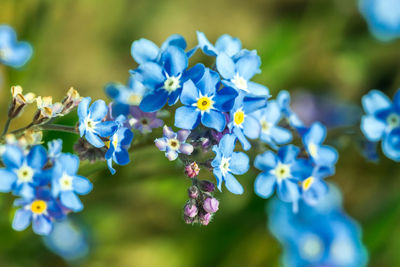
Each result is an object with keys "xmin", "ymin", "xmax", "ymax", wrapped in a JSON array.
[
  {"xmin": 270, "ymin": 126, "xmax": 292, "ymax": 144},
  {"xmin": 361, "ymin": 115, "xmax": 386, "ymax": 141},
  {"xmin": 161, "ymin": 46, "xmax": 188, "ymax": 76},
  {"xmin": 317, "ymin": 146, "xmax": 338, "ymax": 166},
  {"xmin": 236, "ymin": 54, "xmax": 261, "ymax": 80},
  {"xmin": 201, "ymin": 110, "xmax": 226, "ymax": 132},
  {"xmin": 254, "ymin": 173, "xmax": 276, "ymax": 198},
  {"xmin": 382, "ymin": 128, "xmax": 400, "ymax": 162},
  {"xmin": 32, "ymin": 215, "xmax": 52, "ymax": 235},
  {"xmin": 4, "ymin": 42, "xmax": 33, "ymax": 68},
  {"xmin": 213, "ymin": 86, "xmax": 237, "ymax": 112},
  {"xmin": 213, "ymin": 168, "xmax": 223, "ymax": 191},
  {"xmin": 254, "ymin": 151, "xmax": 277, "ymax": 171},
  {"xmin": 247, "ymin": 82, "xmax": 269, "ymax": 96},
  {"xmin": 233, "ymin": 127, "xmax": 251, "ymax": 151},
  {"xmin": 277, "ymin": 179, "xmax": 300, "ymax": 202},
  {"xmin": 12, "ymin": 209, "xmax": 32, "ymax": 231},
  {"xmin": 264, "ymin": 101, "xmax": 281, "ymax": 124},
  {"xmin": 242, "ymin": 115, "xmax": 261, "ymax": 139},
  {"xmin": 277, "ymin": 145, "xmax": 300, "ymax": 164},
  {"xmin": 27, "ymin": 145, "xmax": 47, "ymax": 169},
  {"xmin": 180, "ymin": 80, "xmax": 199, "ymax": 105},
  {"xmin": 229, "ymin": 152, "xmax": 249, "ymax": 175},
  {"xmin": 196, "ymin": 68, "xmax": 219, "ymax": 96},
  {"xmin": 139, "ymin": 89, "xmax": 168, "ymax": 112},
  {"xmin": 114, "ymin": 149, "xmax": 130, "ymax": 165},
  {"xmin": 107, "ymin": 158, "xmax": 116, "ymax": 175},
  {"xmin": 174, "ymin": 106, "xmax": 200, "ymax": 130},
  {"xmin": 0, "ymin": 170, "xmax": 16, "ymax": 192},
  {"xmin": 183, "ymin": 63, "xmax": 205, "ymax": 84},
  {"xmin": 215, "ymin": 34, "xmax": 241, "ymax": 57},
  {"xmin": 95, "ymin": 121, "xmax": 117, "ymax": 137},
  {"xmin": 73, "ymin": 176, "xmax": 93, "ymax": 195},
  {"xmin": 196, "ymin": 31, "xmax": 218, "ymax": 56},
  {"xmin": 131, "ymin": 38, "xmax": 159, "ymax": 64},
  {"xmin": 2, "ymin": 145, "xmax": 24, "ymax": 168},
  {"xmin": 89, "ymin": 100, "xmax": 108, "ymax": 121},
  {"xmin": 161, "ymin": 34, "xmax": 187, "ymax": 50},
  {"xmin": 0, "ymin": 25, "xmax": 16, "ymax": 44},
  {"xmin": 120, "ymin": 128, "xmax": 134, "ymax": 146},
  {"xmin": 216, "ymin": 52, "xmax": 235, "ymax": 79},
  {"xmin": 134, "ymin": 62, "xmax": 165, "ymax": 89},
  {"xmin": 224, "ymin": 173, "xmax": 244, "ymax": 195},
  {"xmin": 242, "ymin": 95, "xmax": 268, "ymax": 114},
  {"xmin": 85, "ymin": 131, "xmax": 105, "ymax": 148},
  {"xmin": 393, "ymin": 90, "xmax": 400, "ymax": 113},
  {"xmin": 362, "ymin": 90, "xmax": 392, "ymax": 115},
  {"xmin": 304, "ymin": 122, "xmax": 326, "ymax": 145},
  {"xmin": 78, "ymin": 97, "xmax": 91, "ymax": 120},
  {"xmin": 219, "ymin": 133, "xmax": 236, "ymax": 156},
  {"xmin": 60, "ymin": 191, "xmax": 83, "ymax": 212}
]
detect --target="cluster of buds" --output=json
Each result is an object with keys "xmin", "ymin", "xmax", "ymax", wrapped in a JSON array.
[
  {"xmin": 0, "ymin": 129, "xmax": 43, "ymax": 155},
  {"xmin": 183, "ymin": 179, "xmax": 219, "ymax": 226},
  {"xmin": 184, "ymin": 162, "xmax": 200, "ymax": 178}
]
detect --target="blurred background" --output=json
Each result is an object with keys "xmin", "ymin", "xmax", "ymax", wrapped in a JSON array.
[{"xmin": 1, "ymin": 0, "xmax": 400, "ymax": 266}]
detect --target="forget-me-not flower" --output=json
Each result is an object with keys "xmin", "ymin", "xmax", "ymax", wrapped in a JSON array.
[
  {"xmin": 0, "ymin": 25, "xmax": 33, "ymax": 68},
  {"xmin": 155, "ymin": 125, "xmax": 194, "ymax": 161},
  {"xmin": 196, "ymin": 31, "xmax": 242, "ymax": 57}
]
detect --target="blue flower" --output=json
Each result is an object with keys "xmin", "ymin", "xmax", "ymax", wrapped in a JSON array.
[
  {"xmin": 105, "ymin": 76, "xmax": 147, "ymax": 116},
  {"xmin": 254, "ymin": 145, "xmax": 302, "ymax": 203},
  {"xmin": 216, "ymin": 51, "xmax": 269, "ymax": 96},
  {"xmin": 174, "ymin": 66, "xmax": 237, "ymax": 132},
  {"xmin": 277, "ymin": 90, "xmax": 307, "ymax": 135},
  {"xmin": 47, "ymin": 139, "xmax": 63, "ymax": 161},
  {"xmin": 359, "ymin": 0, "xmax": 400, "ymax": 41},
  {"xmin": 196, "ymin": 31, "xmax": 242, "ymax": 57},
  {"xmin": 52, "ymin": 154, "xmax": 93, "ymax": 212},
  {"xmin": 105, "ymin": 122, "xmax": 134, "ymax": 174},
  {"xmin": 131, "ymin": 34, "xmax": 195, "ymax": 65},
  {"xmin": 0, "ymin": 145, "xmax": 50, "ymax": 199},
  {"xmin": 302, "ymin": 122, "xmax": 338, "ymax": 167},
  {"xmin": 228, "ymin": 97, "xmax": 263, "ymax": 151},
  {"xmin": 155, "ymin": 125, "xmax": 194, "ymax": 161},
  {"xmin": 252, "ymin": 100, "xmax": 292, "ymax": 149},
  {"xmin": 211, "ymin": 134, "xmax": 249, "ymax": 195},
  {"xmin": 12, "ymin": 188, "xmax": 65, "ymax": 235},
  {"xmin": 361, "ymin": 89, "xmax": 400, "ymax": 161},
  {"xmin": 0, "ymin": 25, "xmax": 33, "ymax": 68},
  {"xmin": 132, "ymin": 46, "xmax": 195, "ymax": 112},
  {"xmin": 78, "ymin": 97, "xmax": 118, "ymax": 148}
]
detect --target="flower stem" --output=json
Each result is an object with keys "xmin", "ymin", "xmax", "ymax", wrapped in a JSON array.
[
  {"xmin": 1, "ymin": 118, "xmax": 12, "ymax": 137},
  {"xmin": 9, "ymin": 122, "xmax": 34, "ymax": 135},
  {"xmin": 40, "ymin": 124, "xmax": 78, "ymax": 134}
]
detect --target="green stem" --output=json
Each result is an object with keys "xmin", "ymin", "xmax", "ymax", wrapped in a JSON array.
[
  {"xmin": 9, "ymin": 122, "xmax": 34, "ymax": 135},
  {"xmin": 40, "ymin": 124, "xmax": 78, "ymax": 134},
  {"xmin": 1, "ymin": 118, "xmax": 12, "ymax": 137}
]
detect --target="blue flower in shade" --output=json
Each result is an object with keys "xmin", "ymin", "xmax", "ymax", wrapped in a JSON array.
[
  {"xmin": 211, "ymin": 134, "xmax": 249, "ymax": 195},
  {"xmin": 216, "ymin": 51, "xmax": 269, "ymax": 96},
  {"xmin": 359, "ymin": 0, "xmax": 400, "ymax": 41},
  {"xmin": 0, "ymin": 145, "xmax": 50, "ymax": 199},
  {"xmin": 78, "ymin": 97, "xmax": 118, "ymax": 148},
  {"xmin": 252, "ymin": 100, "xmax": 292, "ymax": 149},
  {"xmin": 228, "ymin": 97, "xmax": 263, "ymax": 151},
  {"xmin": 174, "ymin": 66, "xmax": 237, "ymax": 132},
  {"xmin": 132, "ymin": 47, "xmax": 196, "ymax": 112},
  {"xmin": 361, "ymin": 89, "xmax": 400, "ymax": 161},
  {"xmin": 155, "ymin": 125, "xmax": 194, "ymax": 161},
  {"xmin": 131, "ymin": 34, "xmax": 196, "ymax": 65},
  {"xmin": 302, "ymin": 122, "xmax": 338, "ymax": 167},
  {"xmin": 196, "ymin": 31, "xmax": 242, "ymax": 57},
  {"xmin": 277, "ymin": 90, "xmax": 307, "ymax": 135},
  {"xmin": 0, "ymin": 25, "xmax": 33, "ymax": 68},
  {"xmin": 47, "ymin": 139, "xmax": 63, "ymax": 161},
  {"xmin": 268, "ymin": 184, "xmax": 368, "ymax": 267},
  {"xmin": 12, "ymin": 188, "xmax": 65, "ymax": 236},
  {"xmin": 254, "ymin": 145, "xmax": 302, "ymax": 203},
  {"xmin": 52, "ymin": 154, "xmax": 93, "ymax": 212},
  {"xmin": 105, "ymin": 120, "xmax": 134, "ymax": 175},
  {"xmin": 105, "ymin": 76, "xmax": 147, "ymax": 117}
]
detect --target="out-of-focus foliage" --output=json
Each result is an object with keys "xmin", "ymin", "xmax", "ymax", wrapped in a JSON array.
[{"xmin": 0, "ymin": 0, "xmax": 399, "ymax": 266}]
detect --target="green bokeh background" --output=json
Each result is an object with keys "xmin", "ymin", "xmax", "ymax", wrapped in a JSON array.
[{"xmin": 1, "ymin": 0, "xmax": 400, "ymax": 266}]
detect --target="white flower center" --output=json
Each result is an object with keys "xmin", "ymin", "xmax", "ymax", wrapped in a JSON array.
[
  {"xmin": 84, "ymin": 117, "xmax": 98, "ymax": 132},
  {"xmin": 16, "ymin": 165, "xmax": 34, "ymax": 183},
  {"xmin": 273, "ymin": 162, "xmax": 291, "ymax": 181},
  {"xmin": 387, "ymin": 113, "xmax": 400, "ymax": 129},
  {"xmin": 300, "ymin": 234, "xmax": 323, "ymax": 261},
  {"xmin": 231, "ymin": 73, "xmax": 248, "ymax": 92},
  {"xmin": 59, "ymin": 173, "xmax": 74, "ymax": 191},
  {"xmin": 220, "ymin": 157, "xmax": 231, "ymax": 175},
  {"xmin": 163, "ymin": 74, "xmax": 181, "ymax": 93},
  {"xmin": 308, "ymin": 142, "xmax": 318, "ymax": 159},
  {"xmin": 112, "ymin": 133, "xmax": 119, "ymax": 149},
  {"xmin": 127, "ymin": 93, "xmax": 142, "ymax": 105},
  {"xmin": 260, "ymin": 119, "xmax": 270, "ymax": 134},
  {"xmin": 0, "ymin": 47, "xmax": 11, "ymax": 60},
  {"xmin": 167, "ymin": 138, "xmax": 180, "ymax": 150}
]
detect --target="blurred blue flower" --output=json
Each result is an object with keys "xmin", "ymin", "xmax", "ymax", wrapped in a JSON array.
[
  {"xmin": 105, "ymin": 76, "xmax": 147, "ymax": 116},
  {"xmin": 78, "ymin": 97, "xmax": 118, "ymax": 148},
  {"xmin": 0, "ymin": 145, "xmax": 49, "ymax": 199},
  {"xmin": 175, "ymin": 66, "xmax": 237, "ymax": 132},
  {"xmin": 105, "ymin": 119, "xmax": 134, "ymax": 174},
  {"xmin": 47, "ymin": 139, "xmax": 63, "ymax": 161},
  {"xmin": 254, "ymin": 145, "xmax": 302, "ymax": 203},
  {"xmin": 277, "ymin": 90, "xmax": 307, "ymax": 135},
  {"xmin": 155, "ymin": 125, "xmax": 193, "ymax": 161},
  {"xmin": 359, "ymin": 0, "xmax": 400, "ymax": 41},
  {"xmin": 211, "ymin": 134, "xmax": 249, "ymax": 194},
  {"xmin": 252, "ymin": 100, "xmax": 292, "ymax": 149},
  {"xmin": 12, "ymin": 188, "xmax": 65, "ymax": 235},
  {"xmin": 52, "ymin": 154, "xmax": 93, "ymax": 212},
  {"xmin": 196, "ymin": 31, "xmax": 242, "ymax": 57},
  {"xmin": 0, "ymin": 24, "xmax": 33, "ymax": 68},
  {"xmin": 216, "ymin": 51, "xmax": 269, "ymax": 96},
  {"xmin": 361, "ymin": 89, "xmax": 400, "ymax": 161}
]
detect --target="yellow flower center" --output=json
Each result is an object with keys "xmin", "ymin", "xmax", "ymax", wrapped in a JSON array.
[
  {"xmin": 30, "ymin": 200, "xmax": 47, "ymax": 214},
  {"xmin": 308, "ymin": 143, "xmax": 318, "ymax": 159},
  {"xmin": 231, "ymin": 73, "xmax": 248, "ymax": 92},
  {"xmin": 275, "ymin": 163, "xmax": 291, "ymax": 181},
  {"xmin": 234, "ymin": 110, "xmax": 245, "ymax": 126},
  {"xmin": 168, "ymin": 138, "xmax": 180, "ymax": 150},
  {"xmin": 196, "ymin": 96, "xmax": 213, "ymax": 111},
  {"xmin": 302, "ymin": 176, "xmax": 314, "ymax": 191},
  {"xmin": 261, "ymin": 120, "xmax": 270, "ymax": 133},
  {"xmin": 59, "ymin": 173, "xmax": 74, "ymax": 191},
  {"xmin": 128, "ymin": 94, "xmax": 142, "ymax": 105}
]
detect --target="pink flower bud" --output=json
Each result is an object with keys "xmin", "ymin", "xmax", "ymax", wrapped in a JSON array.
[
  {"xmin": 199, "ymin": 212, "xmax": 212, "ymax": 226},
  {"xmin": 184, "ymin": 204, "xmax": 198, "ymax": 218},
  {"xmin": 203, "ymin": 197, "xmax": 219, "ymax": 213},
  {"xmin": 185, "ymin": 162, "xmax": 200, "ymax": 178},
  {"xmin": 188, "ymin": 186, "xmax": 199, "ymax": 199}
]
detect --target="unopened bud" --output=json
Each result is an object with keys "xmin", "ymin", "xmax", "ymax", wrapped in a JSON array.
[
  {"xmin": 184, "ymin": 215, "xmax": 195, "ymax": 224},
  {"xmin": 188, "ymin": 186, "xmax": 199, "ymax": 199},
  {"xmin": 203, "ymin": 197, "xmax": 219, "ymax": 213},
  {"xmin": 185, "ymin": 162, "xmax": 200, "ymax": 178},
  {"xmin": 199, "ymin": 212, "xmax": 212, "ymax": 226},
  {"xmin": 184, "ymin": 203, "xmax": 198, "ymax": 218},
  {"xmin": 200, "ymin": 180, "xmax": 215, "ymax": 192}
]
